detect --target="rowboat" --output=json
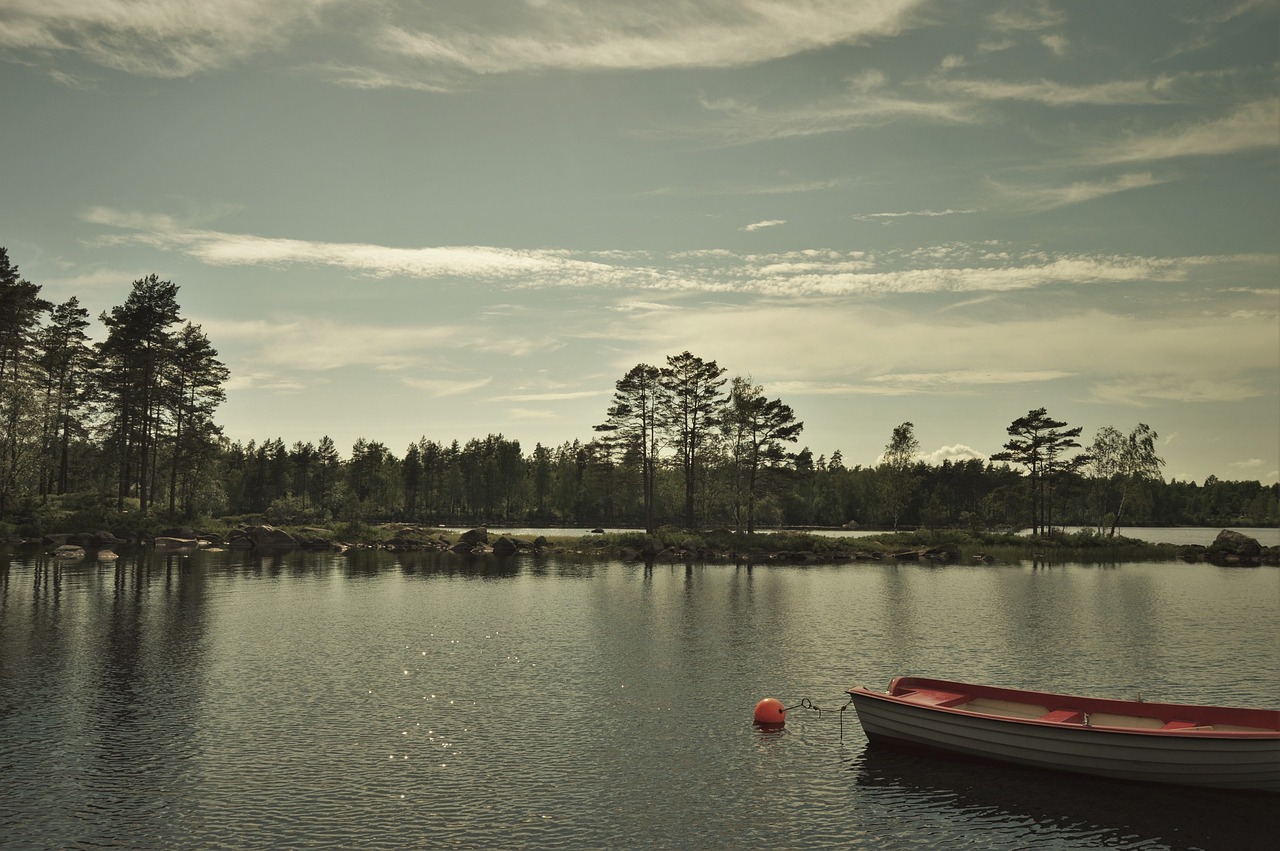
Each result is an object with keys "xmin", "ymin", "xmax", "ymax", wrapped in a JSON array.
[{"xmin": 846, "ymin": 676, "xmax": 1280, "ymax": 792}]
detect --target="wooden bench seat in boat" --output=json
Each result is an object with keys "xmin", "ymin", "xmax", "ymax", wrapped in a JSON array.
[
  {"xmin": 959, "ymin": 697, "xmax": 1049, "ymax": 719},
  {"xmin": 1089, "ymin": 713, "xmax": 1164, "ymax": 729},
  {"xmin": 1038, "ymin": 709, "xmax": 1086, "ymax": 724},
  {"xmin": 898, "ymin": 688, "xmax": 969, "ymax": 707}
]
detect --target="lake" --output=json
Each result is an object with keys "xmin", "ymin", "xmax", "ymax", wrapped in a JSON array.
[{"xmin": 2, "ymin": 547, "xmax": 1277, "ymax": 849}]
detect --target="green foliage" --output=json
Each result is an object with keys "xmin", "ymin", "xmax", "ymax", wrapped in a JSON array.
[{"xmin": 0, "ymin": 244, "xmax": 1274, "ymax": 537}]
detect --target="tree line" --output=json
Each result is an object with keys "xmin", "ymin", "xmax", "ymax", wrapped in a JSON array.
[
  {"xmin": 1, "ymin": 250, "xmax": 227, "ymax": 528},
  {"xmin": 1, "ymin": 247, "xmax": 1276, "ymax": 537}
]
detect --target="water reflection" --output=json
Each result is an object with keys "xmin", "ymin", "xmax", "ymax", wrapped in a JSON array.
[
  {"xmin": 852, "ymin": 743, "xmax": 1279, "ymax": 850},
  {"xmin": 3, "ymin": 547, "xmax": 1277, "ymax": 849}
]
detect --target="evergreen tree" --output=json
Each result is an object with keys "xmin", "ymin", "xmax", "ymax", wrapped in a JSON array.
[
  {"xmin": 722, "ymin": 376, "xmax": 803, "ymax": 533},
  {"xmin": 95, "ymin": 275, "xmax": 182, "ymax": 513},
  {"xmin": 596, "ymin": 364, "xmax": 664, "ymax": 534},
  {"xmin": 165, "ymin": 323, "xmax": 229, "ymax": 515},
  {"xmin": 0, "ymin": 248, "xmax": 51, "ymax": 519},
  {"xmin": 991, "ymin": 408, "xmax": 1087, "ymax": 535},
  {"xmin": 36, "ymin": 297, "xmax": 92, "ymax": 498},
  {"xmin": 659, "ymin": 351, "xmax": 727, "ymax": 528}
]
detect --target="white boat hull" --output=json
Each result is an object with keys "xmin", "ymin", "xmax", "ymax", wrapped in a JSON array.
[{"xmin": 851, "ymin": 691, "xmax": 1280, "ymax": 792}]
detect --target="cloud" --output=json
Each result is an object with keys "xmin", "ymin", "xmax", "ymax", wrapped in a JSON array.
[
  {"xmin": 1089, "ymin": 376, "xmax": 1268, "ymax": 405},
  {"xmin": 609, "ymin": 303, "xmax": 1280, "ymax": 407},
  {"xmin": 492, "ymin": 390, "xmax": 607, "ymax": 402},
  {"xmin": 640, "ymin": 178, "xmax": 843, "ymax": 197},
  {"xmin": 401, "ymin": 376, "xmax": 493, "ymax": 397},
  {"xmin": 853, "ymin": 208, "xmax": 977, "ymax": 220},
  {"xmin": 505, "ymin": 407, "xmax": 560, "ymax": 420},
  {"xmin": 689, "ymin": 84, "xmax": 974, "ymax": 145},
  {"xmin": 741, "ymin": 219, "xmax": 786, "ymax": 232},
  {"xmin": 200, "ymin": 317, "xmax": 464, "ymax": 372},
  {"xmin": 378, "ymin": 1, "xmax": 926, "ymax": 75},
  {"xmin": 88, "ymin": 208, "xmax": 1277, "ymax": 304},
  {"xmin": 86, "ymin": 206, "xmax": 624, "ymax": 284},
  {"xmin": 0, "ymin": 0, "xmax": 330, "ymax": 77},
  {"xmin": 1040, "ymin": 34, "xmax": 1069, "ymax": 56},
  {"xmin": 1087, "ymin": 99, "xmax": 1279, "ymax": 164},
  {"xmin": 921, "ymin": 444, "xmax": 987, "ymax": 464},
  {"xmin": 928, "ymin": 76, "xmax": 1184, "ymax": 107},
  {"xmin": 986, "ymin": 1, "xmax": 1067, "ymax": 33},
  {"xmin": 990, "ymin": 172, "xmax": 1169, "ymax": 211},
  {"xmin": 770, "ymin": 369, "xmax": 1073, "ymax": 397},
  {"xmin": 2, "ymin": 0, "xmax": 932, "ymax": 83}
]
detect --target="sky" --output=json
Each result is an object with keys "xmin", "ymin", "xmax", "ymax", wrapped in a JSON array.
[{"xmin": 1, "ymin": 0, "xmax": 1277, "ymax": 485}]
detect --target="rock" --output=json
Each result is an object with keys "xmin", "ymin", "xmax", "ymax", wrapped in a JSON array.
[
  {"xmin": 154, "ymin": 536, "xmax": 199, "ymax": 549},
  {"xmin": 534, "ymin": 536, "xmax": 549, "ymax": 549},
  {"xmin": 459, "ymin": 527, "xmax": 488, "ymax": 545},
  {"xmin": 922, "ymin": 543, "xmax": 961, "ymax": 563},
  {"xmin": 293, "ymin": 531, "xmax": 337, "ymax": 549},
  {"xmin": 93, "ymin": 530, "xmax": 124, "ymax": 547},
  {"xmin": 1205, "ymin": 529, "xmax": 1262, "ymax": 566},
  {"xmin": 244, "ymin": 524, "xmax": 299, "ymax": 549},
  {"xmin": 52, "ymin": 544, "xmax": 85, "ymax": 559},
  {"xmin": 491, "ymin": 536, "xmax": 518, "ymax": 555}
]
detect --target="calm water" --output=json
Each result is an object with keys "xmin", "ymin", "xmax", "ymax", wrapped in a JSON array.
[{"xmin": 2, "ymin": 548, "xmax": 1277, "ymax": 850}]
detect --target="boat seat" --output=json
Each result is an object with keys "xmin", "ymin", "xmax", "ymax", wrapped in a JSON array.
[
  {"xmin": 964, "ymin": 697, "xmax": 1049, "ymax": 719},
  {"xmin": 899, "ymin": 688, "xmax": 969, "ymax": 707},
  {"xmin": 1088, "ymin": 713, "xmax": 1164, "ymax": 729},
  {"xmin": 1039, "ymin": 709, "xmax": 1086, "ymax": 724},
  {"xmin": 1161, "ymin": 720, "xmax": 1199, "ymax": 730}
]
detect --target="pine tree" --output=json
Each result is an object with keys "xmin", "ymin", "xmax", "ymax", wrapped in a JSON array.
[
  {"xmin": 595, "ymin": 364, "xmax": 664, "ymax": 534},
  {"xmin": 659, "ymin": 351, "xmax": 727, "ymax": 528},
  {"xmin": 723, "ymin": 377, "xmax": 803, "ymax": 533},
  {"xmin": 95, "ymin": 275, "xmax": 182, "ymax": 513}
]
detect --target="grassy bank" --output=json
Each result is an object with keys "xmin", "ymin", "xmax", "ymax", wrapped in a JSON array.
[{"xmin": 536, "ymin": 527, "xmax": 1183, "ymax": 564}]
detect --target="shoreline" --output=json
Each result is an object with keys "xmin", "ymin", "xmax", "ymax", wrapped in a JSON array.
[{"xmin": 10, "ymin": 525, "xmax": 1278, "ymax": 567}]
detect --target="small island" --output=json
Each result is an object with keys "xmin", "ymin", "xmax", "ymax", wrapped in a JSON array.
[{"xmin": 25, "ymin": 523, "xmax": 1278, "ymax": 568}]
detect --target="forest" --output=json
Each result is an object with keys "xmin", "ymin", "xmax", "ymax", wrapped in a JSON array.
[{"xmin": 2, "ymin": 248, "xmax": 1277, "ymax": 538}]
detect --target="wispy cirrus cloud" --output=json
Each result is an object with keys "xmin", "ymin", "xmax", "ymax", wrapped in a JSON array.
[
  {"xmin": 86, "ymin": 207, "xmax": 1273, "ymax": 301},
  {"xmin": 200, "ymin": 317, "xmax": 464, "ymax": 372},
  {"xmin": 378, "ymin": 0, "xmax": 926, "ymax": 75},
  {"xmin": 84, "ymin": 206, "xmax": 623, "ymax": 284},
  {"xmin": 929, "ymin": 75, "xmax": 1184, "ymax": 106},
  {"xmin": 2, "ymin": 0, "xmax": 930, "ymax": 83},
  {"xmin": 492, "ymin": 390, "xmax": 607, "ymax": 403},
  {"xmin": 0, "ymin": 0, "xmax": 332, "ymax": 77},
  {"xmin": 990, "ymin": 172, "xmax": 1170, "ymax": 211},
  {"xmin": 1086, "ymin": 98, "xmax": 1279, "ymax": 164},
  {"xmin": 401, "ymin": 376, "xmax": 493, "ymax": 397},
  {"xmin": 853, "ymin": 208, "xmax": 977, "ymax": 221},
  {"xmin": 690, "ymin": 83, "xmax": 974, "ymax": 145}
]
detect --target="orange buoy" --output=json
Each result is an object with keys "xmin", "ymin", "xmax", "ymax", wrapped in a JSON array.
[{"xmin": 753, "ymin": 697, "xmax": 786, "ymax": 726}]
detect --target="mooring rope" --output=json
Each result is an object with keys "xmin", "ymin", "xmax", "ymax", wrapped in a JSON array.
[{"xmin": 783, "ymin": 697, "xmax": 824, "ymax": 717}]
